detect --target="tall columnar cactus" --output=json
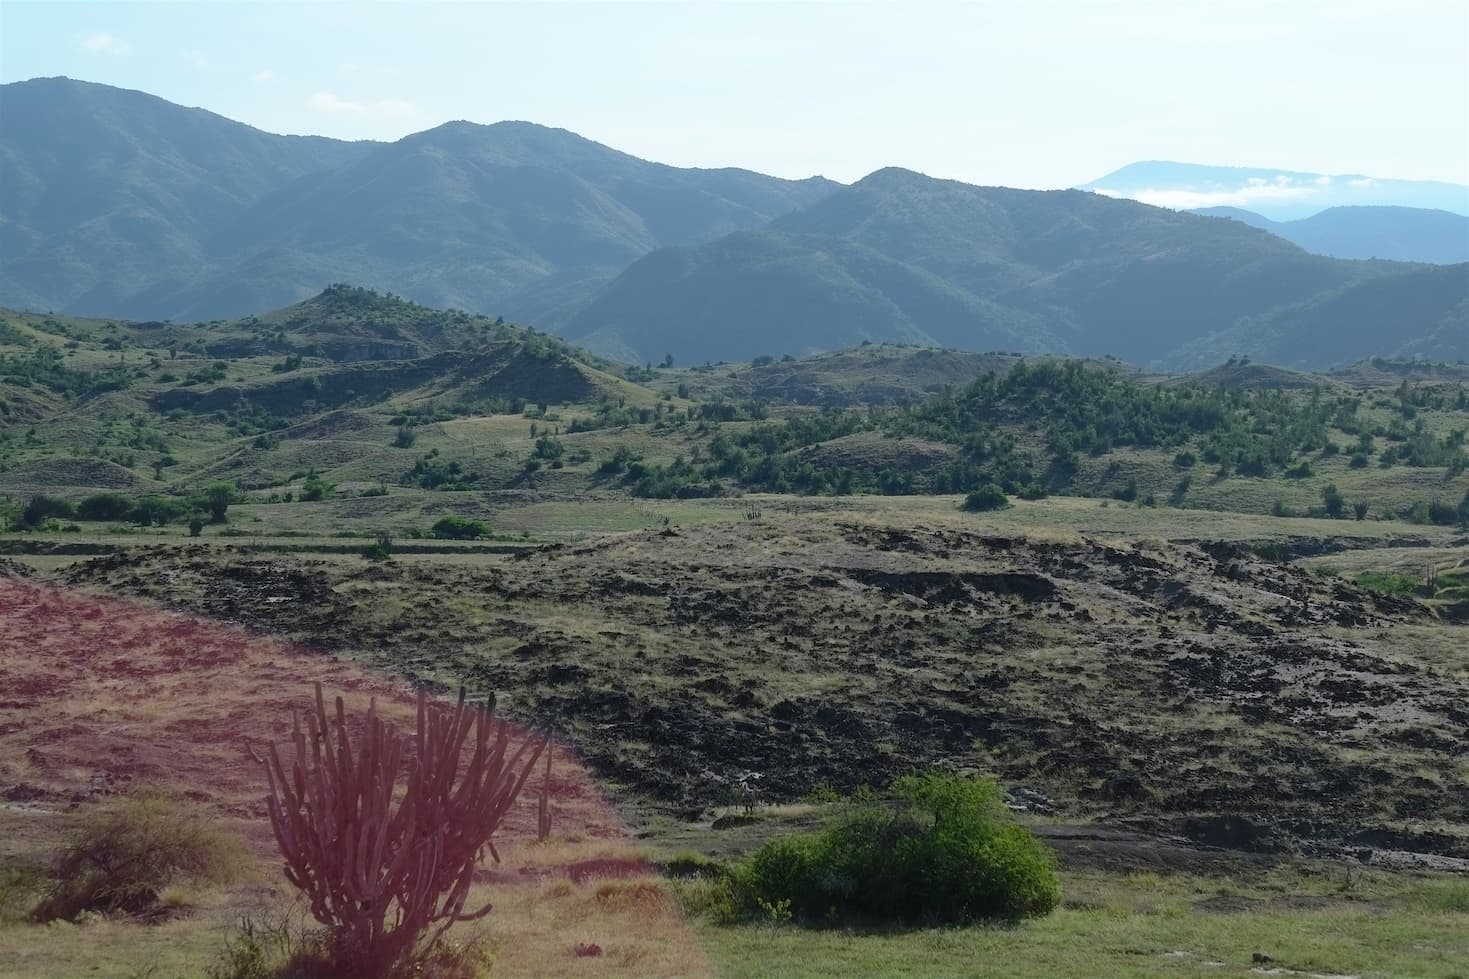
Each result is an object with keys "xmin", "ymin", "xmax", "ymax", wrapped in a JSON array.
[{"xmin": 249, "ymin": 683, "xmax": 546, "ymax": 978}]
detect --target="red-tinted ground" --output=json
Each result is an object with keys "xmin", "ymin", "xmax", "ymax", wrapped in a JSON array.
[{"xmin": 0, "ymin": 578, "xmax": 709, "ymax": 978}]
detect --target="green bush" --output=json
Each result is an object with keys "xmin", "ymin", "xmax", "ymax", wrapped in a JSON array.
[
  {"xmin": 961, "ymin": 485, "xmax": 1010, "ymax": 512},
  {"xmin": 299, "ymin": 476, "xmax": 334, "ymax": 502},
  {"xmin": 430, "ymin": 515, "xmax": 490, "ymax": 540},
  {"xmin": 362, "ymin": 535, "xmax": 394, "ymax": 561},
  {"xmin": 77, "ymin": 492, "xmax": 136, "ymax": 521},
  {"xmin": 21, "ymin": 493, "xmax": 75, "ymax": 528},
  {"xmin": 732, "ymin": 774, "xmax": 1058, "ymax": 924},
  {"xmin": 131, "ymin": 495, "xmax": 189, "ymax": 526}
]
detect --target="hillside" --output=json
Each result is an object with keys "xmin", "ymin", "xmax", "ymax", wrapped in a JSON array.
[
  {"xmin": 4, "ymin": 291, "xmax": 1466, "ymax": 533},
  {"xmin": 564, "ymin": 168, "xmax": 1468, "ymax": 368},
  {"xmin": 0, "ymin": 78, "xmax": 837, "ymax": 323},
  {"xmin": 0, "ymin": 77, "xmax": 373, "ymax": 315},
  {"xmin": 1171, "ymin": 263, "xmax": 1469, "ymax": 370},
  {"xmin": 1194, "ymin": 205, "xmax": 1469, "ymax": 264}
]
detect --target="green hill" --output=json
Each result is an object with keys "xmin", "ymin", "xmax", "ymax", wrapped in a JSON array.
[
  {"xmin": 0, "ymin": 78, "xmax": 836, "ymax": 323},
  {"xmin": 564, "ymin": 168, "xmax": 1467, "ymax": 369}
]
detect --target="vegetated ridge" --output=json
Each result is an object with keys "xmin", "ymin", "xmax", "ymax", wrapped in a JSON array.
[
  {"xmin": 563, "ymin": 167, "xmax": 1468, "ymax": 368},
  {"xmin": 0, "ymin": 77, "xmax": 836, "ymax": 323},
  {"xmin": 1193, "ymin": 205, "xmax": 1469, "ymax": 265}
]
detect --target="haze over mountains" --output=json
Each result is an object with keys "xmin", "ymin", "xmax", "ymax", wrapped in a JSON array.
[
  {"xmin": 1, "ymin": 77, "xmax": 1466, "ymax": 371},
  {"xmin": 1083, "ymin": 161, "xmax": 1469, "ymax": 220}
]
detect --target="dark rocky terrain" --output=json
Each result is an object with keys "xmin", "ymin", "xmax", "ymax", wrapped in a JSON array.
[{"xmin": 52, "ymin": 512, "xmax": 1469, "ymax": 863}]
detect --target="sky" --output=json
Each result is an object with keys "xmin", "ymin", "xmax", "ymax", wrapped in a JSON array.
[{"xmin": 2, "ymin": 0, "xmax": 1467, "ymax": 192}]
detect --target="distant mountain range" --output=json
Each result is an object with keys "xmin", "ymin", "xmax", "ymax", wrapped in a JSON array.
[
  {"xmin": 1083, "ymin": 161, "xmax": 1469, "ymax": 221},
  {"xmin": 0, "ymin": 77, "xmax": 834, "ymax": 322},
  {"xmin": 560, "ymin": 168, "xmax": 1466, "ymax": 369},
  {"xmin": 1, "ymin": 77, "xmax": 1466, "ymax": 370},
  {"xmin": 1190, "ymin": 206, "xmax": 1469, "ymax": 264}
]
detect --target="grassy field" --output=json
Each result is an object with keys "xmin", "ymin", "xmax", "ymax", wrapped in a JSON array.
[{"xmin": 696, "ymin": 898, "xmax": 1469, "ymax": 979}]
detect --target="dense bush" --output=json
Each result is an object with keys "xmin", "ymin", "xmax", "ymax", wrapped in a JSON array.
[
  {"xmin": 962, "ymin": 484, "xmax": 1010, "ymax": 512},
  {"xmin": 300, "ymin": 476, "xmax": 334, "ymax": 501},
  {"xmin": 733, "ymin": 774, "xmax": 1058, "ymax": 923},
  {"xmin": 430, "ymin": 515, "xmax": 490, "ymax": 540},
  {"xmin": 31, "ymin": 791, "xmax": 246, "ymax": 922},
  {"xmin": 77, "ymin": 492, "xmax": 135, "ymax": 521},
  {"xmin": 20, "ymin": 493, "xmax": 75, "ymax": 528}
]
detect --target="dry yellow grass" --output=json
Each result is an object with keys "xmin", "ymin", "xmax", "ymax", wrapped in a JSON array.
[{"xmin": 0, "ymin": 579, "xmax": 711, "ymax": 978}]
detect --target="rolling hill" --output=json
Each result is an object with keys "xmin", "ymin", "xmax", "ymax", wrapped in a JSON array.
[
  {"xmin": 1193, "ymin": 205, "xmax": 1469, "ymax": 264},
  {"xmin": 563, "ymin": 168, "xmax": 1469, "ymax": 368},
  {"xmin": 0, "ymin": 77, "xmax": 836, "ymax": 323}
]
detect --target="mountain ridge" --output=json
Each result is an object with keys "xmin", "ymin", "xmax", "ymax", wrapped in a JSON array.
[
  {"xmin": 564, "ymin": 167, "xmax": 1466, "ymax": 369},
  {"xmin": 0, "ymin": 77, "xmax": 838, "ymax": 323},
  {"xmin": 1192, "ymin": 205, "xmax": 1469, "ymax": 264}
]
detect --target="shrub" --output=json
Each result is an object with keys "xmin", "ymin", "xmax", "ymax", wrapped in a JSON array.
[
  {"xmin": 732, "ymin": 773, "xmax": 1058, "ymax": 924},
  {"xmin": 31, "ymin": 791, "xmax": 247, "ymax": 922},
  {"xmin": 0, "ymin": 858, "xmax": 44, "ymax": 922},
  {"xmin": 20, "ymin": 493, "xmax": 75, "ymax": 528},
  {"xmin": 206, "ymin": 482, "xmax": 234, "ymax": 523},
  {"xmin": 77, "ymin": 492, "xmax": 135, "ymax": 521},
  {"xmin": 431, "ymin": 515, "xmax": 490, "ymax": 540},
  {"xmin": 300, "ymin": 476, "xmax": 333, "ymax": 502},
  {"xmin": 961, "ymin": 484, "xmax": 1010, "ymax": 512},
  {"xmin": 130, "ymin": 495, "xmax": 189, "ymax": 527},
  {"xmin": 362, "ymin": 535, "xmax": 393, "ymax": 561},
  {"xmin": 1321, "ymin": 483, "xmax": 1345, "ymax": 518}
]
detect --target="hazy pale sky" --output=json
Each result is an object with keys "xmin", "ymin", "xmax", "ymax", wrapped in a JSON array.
[{"xmin": 2, "ymin": 0, "xmax": 1467, "ymax": 189}]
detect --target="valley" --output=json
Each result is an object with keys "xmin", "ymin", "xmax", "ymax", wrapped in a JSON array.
[{"xmin": 2, "ymin": 286, "xmax": 1467, "ymax": 976}]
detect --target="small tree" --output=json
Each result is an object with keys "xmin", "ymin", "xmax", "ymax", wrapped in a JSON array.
[
  {"xmin": 1322, "ymin": 483, "xmax": 1345, "ymax": 519},
  {"xmin": 207, "ymin": 483, "xmax": 233, "ymax": 523},
  {"xmin": 188, "ymin": 517, "xmax": 205, "ymax": 538},
  {"xmin": 249, "ymin": 685, "xmax": 548, "ymax": 978},
  {"xmin": 1352, "ymin": 501, "xmax": 1370, "ymax": 521}
]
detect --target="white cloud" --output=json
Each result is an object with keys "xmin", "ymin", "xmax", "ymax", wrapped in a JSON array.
[
  {"xmin": 310, "ymin": 91, "xmax": 366, "ymax": 114},
  {"xmin": 308, "ymin": 92, "xmax": 414, "ymax": 117},
  {"xmin": 252, "ymin": 69, "xmax": 277, "ymax": 84},
  {"xmin": 1123, "ymin": 182, "xmax": 1320, "ymax": 210},
  {"xmin": 185, "ymin": 50, "xmax": 209, "ymax": 69},
  {"xmin": 1349, "ymin": 177, "xmax": 1375, "ymax": 188},
  {"xmin": 1315, "ymin": 175, "xmax": 1333, "ymax": 186},
  {"xmin": 81, "ymin": 33, "xmax": 131, "ymax": 56}
]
